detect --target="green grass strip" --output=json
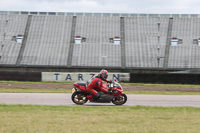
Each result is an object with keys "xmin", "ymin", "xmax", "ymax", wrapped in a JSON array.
[
  {"xmin": 1, "ymin": 80, "xmax": 200, "ymax": 88},
  {"xmin": 124, "ymin": 90, "xmax": 200, "ymax": 95},
  {"xmin": 0, "ymin": 88, "xmax": 72, "ymax": 93},
  {"xmin": 0, "ymin": 104, "xmax": 200, "ymax": 133},
  {"xmin": 121, "ymin": 82, "xmax": 200, "ymax": 88},
  {"xmin": 0, "ymin": 88, "xmax": 200, "ymax": 95},
  {"xmin": 0, "ymin": 80, "xmax": 73, "ymax": 84}
]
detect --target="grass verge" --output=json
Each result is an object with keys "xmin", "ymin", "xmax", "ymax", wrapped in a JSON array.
[
  {"xmin": 0, "ymin": 104, "xmax": 200, "ymax": 133},
  {"xmin": 121, "ymin": 82, "xmax": 200, "ymax": 88},
  {"xmin": 0, "ymin": 88, "xmax": 72, "ymax": 93},
  {"xmin": 1, "ymin": 80, "xmax": 200, "ymax": 88},
  {"xmin": 1, "ymin": 88, "xmax": 200, "ymax": 95},
  {"xmin": 0, "ymin": 80, "xmax": 73, "ymax": 84},
  {"xmin": 124, "ymin": 90, "xmax": 200, "ymax": 95}
]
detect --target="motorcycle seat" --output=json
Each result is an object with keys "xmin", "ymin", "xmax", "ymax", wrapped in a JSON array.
[{"xmin": 77, "ymin": 82, "xmax": 86, "ymax": 86}]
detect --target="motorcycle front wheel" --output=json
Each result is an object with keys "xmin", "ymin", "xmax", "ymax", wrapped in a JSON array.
[
  {"xmin": 71, "ymin": 91, "xmax": 88, "ymax": 105},
  {"xmin": 112, "ymin": 94, "xmax": 127, "ymax": 105}
]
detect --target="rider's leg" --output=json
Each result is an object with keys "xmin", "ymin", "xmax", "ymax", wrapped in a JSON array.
[
  {"xmin": 100, "ymin": 86, "xmax": 109, "ymax": 93},
  {"xmin": 86, "ymin": 87, "xmax": 101, "ymax": 100},
  {"xmin": 99, "ymin": 86, "xmax": 113, "ymax": 94}
]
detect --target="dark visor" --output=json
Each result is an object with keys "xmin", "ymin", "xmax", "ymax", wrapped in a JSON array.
[{"xmin": 104, "ymin": 74, "xmax": 108, "ymax": 79}]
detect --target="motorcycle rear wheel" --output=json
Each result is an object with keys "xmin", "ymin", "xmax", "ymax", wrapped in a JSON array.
[
  {"xmin": 71, "ymin": 91, "xmax": 88, "ymax": 105},
  {"xmin": 112, "ymin": 94, "xmax": 127, "ymax": 105}
]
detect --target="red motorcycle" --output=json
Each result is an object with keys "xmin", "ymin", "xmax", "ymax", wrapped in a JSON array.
[{"xmin": 71, "ymin": 78, "xmax": 127, "ymax": 105}]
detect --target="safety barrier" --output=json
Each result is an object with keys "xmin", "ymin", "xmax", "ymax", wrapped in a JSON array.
[
  {"xmin": 0, "ymin": 71, "xmax": 41, "ymax": 81},
  {"xmin": 130, "ymin": 73, "xmax": 200, "ymax": 84},
  {"xmin": 0, "ymin": 71, "xmax": 200, "ymax": 84}
]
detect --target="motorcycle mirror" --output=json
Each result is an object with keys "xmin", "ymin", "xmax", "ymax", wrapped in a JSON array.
[{"xmin": 113, "ymin": 77, "xmax": 118, "ymax": 82}]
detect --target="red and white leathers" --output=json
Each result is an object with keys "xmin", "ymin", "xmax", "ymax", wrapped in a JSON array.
[{"xmin": 86, "ymin": 74, "xmax": 110, "ymax": 99}]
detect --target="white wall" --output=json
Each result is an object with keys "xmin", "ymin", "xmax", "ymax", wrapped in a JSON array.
[{"xmin": 42, "ymin": 72, "xmax": 130, "ymax": 82}]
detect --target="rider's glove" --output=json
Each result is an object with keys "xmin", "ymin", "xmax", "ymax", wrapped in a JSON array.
[{"xmin": 108, "ymin": 80, "xmax": 112, "ymax": 83}]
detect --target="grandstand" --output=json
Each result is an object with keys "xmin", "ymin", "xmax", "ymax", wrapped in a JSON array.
[{"xmin": 1, "ymin": 11, "xmax": 200, "ymax": 72}]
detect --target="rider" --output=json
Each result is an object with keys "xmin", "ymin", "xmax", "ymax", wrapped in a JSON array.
[{"xmin": 86, "ymin": 69, "xmax": 112, "ymax": 101}]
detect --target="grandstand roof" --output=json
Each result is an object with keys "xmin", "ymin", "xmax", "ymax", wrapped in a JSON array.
[{"xmin": 0, "ymin": 11, "xmax": 200, "ymax": 18}]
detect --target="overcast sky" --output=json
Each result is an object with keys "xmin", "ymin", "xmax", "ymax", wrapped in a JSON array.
[{"xmin": 0, "ymin": 0, "xmax": 200, "ymax": 14}]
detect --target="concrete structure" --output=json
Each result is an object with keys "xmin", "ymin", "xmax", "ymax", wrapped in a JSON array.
[
  {"xmin": 1, "ymin": 12, "xmax": 200, "ymax": 71},
  {"xmin": 72, "ymin": 16, "xmax": 121, "ymax": 67},
  {"xmin": 0, "ymin": 14, "xmax": 28, "ymax": 64}
]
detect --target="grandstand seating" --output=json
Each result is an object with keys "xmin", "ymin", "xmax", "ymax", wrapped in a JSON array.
[
  {"xmin": 72, "ymin": 16, "xmax": 121, "ymax": 67},
  {"xmin": 0, "ymin": 12, "xmax": 200, "ymax": 69},
  {"xmin": 124, "ymin": 17, "xmax": 169, "ymax": 68},
  {"xmin": 0, "ymin": 14, "xmax": 28, "ymax": 64},
  {"xmin": 21, "ymin": 15, "xmax": 72, "ymax": 66},
  {"xmin": 168, "ymin": 17, "xmax": 200, "ymax": 68}
]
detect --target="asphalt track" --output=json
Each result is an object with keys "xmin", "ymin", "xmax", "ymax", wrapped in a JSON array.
[{"xmin": 0, "ymin": 93, "xmax": 200, "ymax": 107}]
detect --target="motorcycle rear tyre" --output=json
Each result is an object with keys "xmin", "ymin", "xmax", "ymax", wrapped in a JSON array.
[{"xmin": 71, "ymin": 91, "xmax": 88, "ymax": 105}]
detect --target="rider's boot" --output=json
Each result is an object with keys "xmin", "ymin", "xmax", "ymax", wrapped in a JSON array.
[
  {"xmin": 92, "ymin": 92, "xmax": 101, "ymax": 101},
  {"xmin": 87, "ymin": 95, "xmax": 93, "ymax": 101}
]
